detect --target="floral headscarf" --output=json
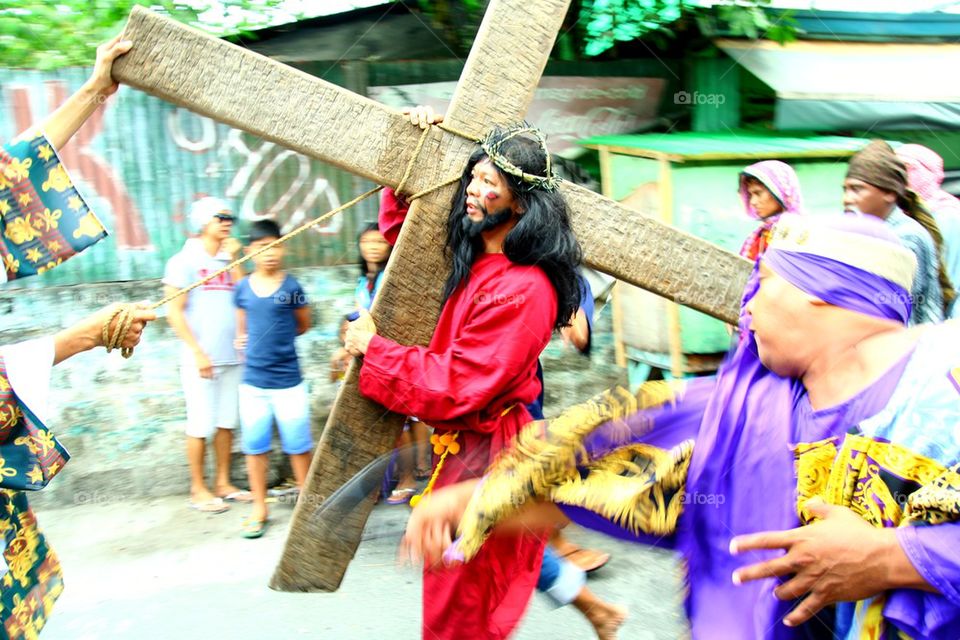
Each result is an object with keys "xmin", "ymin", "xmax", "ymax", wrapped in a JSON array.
[
  {"xmin": 738, "ymin": 160, "xmax": 803, "ymax": 261},
  {"xmin": 897, "ymin": 144, "xmax": 960, "ymax": 217}
]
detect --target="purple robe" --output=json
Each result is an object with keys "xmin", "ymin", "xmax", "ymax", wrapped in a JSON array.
[{"xmin": 566, "ymin": 256, "xmax": 960, "ymax": 638}]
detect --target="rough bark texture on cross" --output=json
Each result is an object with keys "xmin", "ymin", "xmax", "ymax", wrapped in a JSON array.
[{"xmin": 116, "ymin": 3, "xmax": 751, "ymax": 593}]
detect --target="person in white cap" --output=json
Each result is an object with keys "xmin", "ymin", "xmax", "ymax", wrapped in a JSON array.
[{"xmin": 163, "ymin": 196, "xmax": 247, "ymax": 512}]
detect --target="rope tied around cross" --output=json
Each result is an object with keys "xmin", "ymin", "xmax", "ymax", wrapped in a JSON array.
[{"xmin": 102, "ymin": 118, "xmax": 560, "ymax": 357}]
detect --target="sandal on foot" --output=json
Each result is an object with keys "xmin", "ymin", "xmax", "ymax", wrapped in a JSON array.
[
  {"xmin": 242, "ymin": 518, "xmax": 268, "ymax": 539},
  {"xmin": 561, "ymin": 547, "xmax": 611, "ymax": 573},
  {"xmin": 219, "ymin": 490, "xmax": 254, "ymax": 503},
  {"xmin": 415, "ymin": 467, "xmax": 433, "ymax": 481},
  {"xmin": 386, "ymin": 488, "xmax": 416, "ymax": 505},
  {"xmin": 188, "ymin": 498, "xmax": 229, "ymax": 514}
]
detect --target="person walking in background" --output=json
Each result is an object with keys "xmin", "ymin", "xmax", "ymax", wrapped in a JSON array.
[
  {"xmin": 534, "ymin": 275, "xmax": 628, "ymax": 639},
  {"xmin": 164, "ymin": 196, "xmax": 247, "ymax": 513},
  {"xmin": 234, "ymin": 219, "xmax": 313, "ymax": 538},
  {"xmin": 356, "ymin": 222, "xmax": 391, "ymax": 312},
  {"xmin": 843, "ymin": 140, "xmax": 954, "ymax": 324},
  {"xmin": 897, "ymin": 143, "xmax": 960, "ymax": 317},
  {"xmin": 737, "ymin": 160, "xmax": 803, "ymax": 262}
]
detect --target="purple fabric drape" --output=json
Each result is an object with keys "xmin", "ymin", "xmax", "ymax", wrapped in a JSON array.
[
  {"xmin": 565, "ymin": 218, "xmax": 951, "ymax": 637},
  {"xmin": 567, "ymin": 268, "xmax": 804, "ymax": 637}
]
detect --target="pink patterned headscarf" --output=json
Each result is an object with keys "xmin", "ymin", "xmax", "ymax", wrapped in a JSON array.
[
  {"xmin": 897, "ymin": 144, "xmax": 960, "ymax": 217},
  {"xmin": 738, "ymin": 160, "xmax": 803, "ymax": 261}
]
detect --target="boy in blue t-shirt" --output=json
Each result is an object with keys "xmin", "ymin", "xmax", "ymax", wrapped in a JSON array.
[{"xmin": 234, "ymin": 220, "xmax": 312, "ymax": 538}]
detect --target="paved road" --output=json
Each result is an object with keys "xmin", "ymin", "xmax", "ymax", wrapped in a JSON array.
[{"xmin": 36, "ymin": 496, "xmax": 687, "ymax": 639}]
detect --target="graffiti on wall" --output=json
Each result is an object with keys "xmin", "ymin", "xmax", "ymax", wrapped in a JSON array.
[
  {"xmin": 0, "ymin": 70, "xmax": 365, "ymax": 284},
  {"xmin": 166, "ymin": 109, "xmax": 344, "ymax": 235}
]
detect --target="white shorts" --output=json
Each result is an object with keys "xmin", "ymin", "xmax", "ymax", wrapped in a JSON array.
[{"xmin": 180, "ymin": 363, "xmax": 241, "ymax": 438}]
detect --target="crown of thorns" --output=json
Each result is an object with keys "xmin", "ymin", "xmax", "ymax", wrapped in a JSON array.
[{"xmin": 480, "ymin": 123, "xmax": 560, "ymax": 191}]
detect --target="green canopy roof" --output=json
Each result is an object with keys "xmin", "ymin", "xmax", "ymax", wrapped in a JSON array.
[{"xmin": 578, "ymin": 132, "xmax": 872, "ymax": 161}]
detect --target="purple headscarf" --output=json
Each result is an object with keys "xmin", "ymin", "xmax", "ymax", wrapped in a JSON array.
[{"xmin": 763, "ymin": 214, "xmax": 913, "ymax": 324}]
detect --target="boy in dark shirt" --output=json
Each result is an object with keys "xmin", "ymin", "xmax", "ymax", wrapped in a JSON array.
[{"xmin": 234, "ymin": 220, "xmax": 312, "ymax": 538}]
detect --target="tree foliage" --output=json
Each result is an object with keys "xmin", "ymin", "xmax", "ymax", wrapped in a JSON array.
[
  {"xmin": 0, "ymin": 1, "xmax": 293, "ymax": 69},
  {"xmin": 418, "ymin": 0, "xmax": 797, "ymax": 59}
]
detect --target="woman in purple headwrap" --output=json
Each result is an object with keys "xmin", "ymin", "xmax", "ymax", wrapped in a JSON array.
[
  {"xmin": 738, "ymin": 160, "xmax": 803, "ymax": 262},
  {"xmin": 403, "ymin": 214, "xmax": 960, "ymax": 640}
]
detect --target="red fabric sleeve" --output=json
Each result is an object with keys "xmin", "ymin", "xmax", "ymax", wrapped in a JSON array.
[
  {"xmin": 358, "ymin": 271, "xmax": 555, "ymax": 429},
  {"xmin": 378, "ymin": 187, "xmax": 409, "ymax": 246}
]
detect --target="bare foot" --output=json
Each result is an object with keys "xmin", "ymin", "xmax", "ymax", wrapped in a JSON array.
[
  {"xmin": 191, "ymin": 488, "xmax": 216, "ymax": 503},
  {"xmin": 395, "ymin": 479, "xmax": 416, "ymax": 492},
  {"xmin": 586, "ymin": 602, "xmax": 628, "ymax": 640}
]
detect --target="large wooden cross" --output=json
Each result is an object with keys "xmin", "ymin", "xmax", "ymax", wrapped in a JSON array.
[{"xmin": 115, "ymin": 1, "xmax": 751, "ymax": 592}]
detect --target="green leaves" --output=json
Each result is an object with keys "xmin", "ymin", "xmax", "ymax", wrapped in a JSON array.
[
  {"xmin": 579, "ymin": 0, "xmax": 795, "ymax": 57},
  {"xmin": 0, "ymin": 0, "xmax": 290, "ymax": 69}
]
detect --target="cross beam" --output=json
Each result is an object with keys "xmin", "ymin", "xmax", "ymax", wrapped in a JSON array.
[{"xmin": 116, "ymin": 3, "xmax": 751, "ymax": 592}]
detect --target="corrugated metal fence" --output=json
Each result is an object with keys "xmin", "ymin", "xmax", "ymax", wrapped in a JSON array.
[{"xmin": 0, "ymin": 67, "xmax": 378, "ymax": 287}]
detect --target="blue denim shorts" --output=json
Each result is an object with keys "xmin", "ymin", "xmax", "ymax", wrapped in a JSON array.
[{"xmin": 238, "ymin": 382, "xmax": 312, "ymax": 455}]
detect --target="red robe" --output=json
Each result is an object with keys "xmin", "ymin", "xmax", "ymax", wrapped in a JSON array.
[{"xmin": 360, "ymin": 189, "xmax": 553, "ymax": 639}]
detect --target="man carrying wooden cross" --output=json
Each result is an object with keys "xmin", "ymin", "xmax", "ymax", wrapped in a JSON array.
[{"xmin": 344, "ymin": 108, "xmax": 581, "ymax": 640}]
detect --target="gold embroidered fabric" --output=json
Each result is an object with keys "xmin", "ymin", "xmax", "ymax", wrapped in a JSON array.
[
  {"xmin": 795, "ymin": 434, "xmax": 960, "ymax": 528},
  {"xmin": 454, "ymin": 381, "xmax": 688, "ymax": 562}
]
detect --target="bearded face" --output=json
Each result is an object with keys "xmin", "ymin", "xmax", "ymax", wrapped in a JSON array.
[{"xmin": 461, "ymin": 158, "xmax": 518, "ymax": 237}]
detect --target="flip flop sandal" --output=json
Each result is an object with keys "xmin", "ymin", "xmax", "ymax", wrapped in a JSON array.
[
  {"xmin": 220, "ymin": 490, "xmax": 254, "ymax": 503},
  {"xmin": 386, "ymin": 488, "xmax": 416, "ymax": 505},
  {"xmin": 242, "ymin": 519, "xmax": 269, "ymax": 539},
  {"xmin": 561, "ymin": 547, "xmax": 611, "ymax": 573},
  {"xmin": 415, "ymin": 467, "xmax": 433, "ymax": 481},
  {"xmin": 188, "ymin": 498, "xmax": 230, "ymax": 514}
]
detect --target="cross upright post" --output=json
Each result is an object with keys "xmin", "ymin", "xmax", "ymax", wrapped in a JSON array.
[{"xmin": 114, "ymin": 1, "xmax": 751, "ymax": 592}]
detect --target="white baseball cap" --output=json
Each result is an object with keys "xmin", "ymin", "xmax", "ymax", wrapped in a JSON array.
[{"xmin": 188, "ymin": 197, "xmax": 233, "ymax": 234}]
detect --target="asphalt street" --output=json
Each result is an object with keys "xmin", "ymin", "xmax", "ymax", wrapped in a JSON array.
[{"xmin": 36, "ymin": 495, "xmax": 687, "ymax": 639}]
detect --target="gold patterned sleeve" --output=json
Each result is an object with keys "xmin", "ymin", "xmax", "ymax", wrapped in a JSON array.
[
  {"xmin": 449, "ymin": 386, "xmax": 639, "ymax": 562},
  {"xmin": 0, "ymin": 362, "xmax": 18, "ymax": 444},
  {"xmin": 0, "ymin": 131, "xmax": 107, "ymax": 281},
  {"xmin": 906, "ymin": 463, "xmax": 960, "ymax": 526},
  {"xmin": 0, "ymin": 353, "xmax": 69, "ymax": 490}
]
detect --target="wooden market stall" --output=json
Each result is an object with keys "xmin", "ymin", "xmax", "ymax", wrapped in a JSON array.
[{"xmin": 578, "ymin": 131, "xmax": 872, "ymax": 382}]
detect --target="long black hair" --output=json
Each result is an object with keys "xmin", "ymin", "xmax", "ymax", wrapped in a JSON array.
[
  {"xmin": 443, "ymin": 132, "xmax": 583, "ymax": 330},
  {"xmin": 357, "ymin": 222, "xmax": 389, "ymax": 280},
  {"xmin": 898, "ymin": 190, "xmax": 956, "ymax": 312}
]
